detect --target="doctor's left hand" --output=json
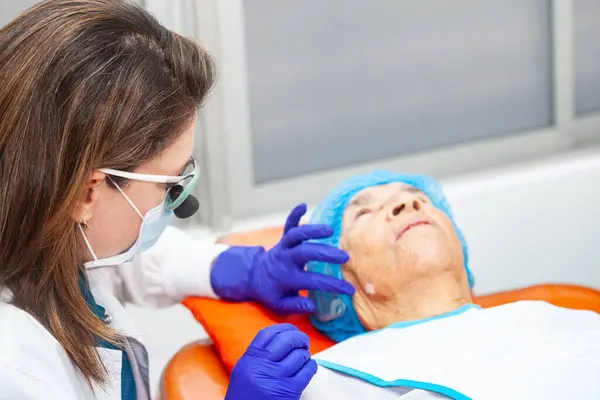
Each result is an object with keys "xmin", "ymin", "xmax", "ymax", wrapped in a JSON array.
[
  {"xmin": 211, "ymin": 203, "xmax": 355, "ymax": 314},
  {"xmin": 225, "ymin": 323, "xmax": 317, "ymax": 400}
]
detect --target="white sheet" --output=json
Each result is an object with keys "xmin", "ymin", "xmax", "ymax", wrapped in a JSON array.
[{"xmin": 302, "ymin": 301, "xmax": 600, "ymax": 399}]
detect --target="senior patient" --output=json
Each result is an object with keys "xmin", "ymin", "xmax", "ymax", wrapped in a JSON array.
[{"xmin": 301, "ymin": 171, "xmax": 600, "ymax": 400}]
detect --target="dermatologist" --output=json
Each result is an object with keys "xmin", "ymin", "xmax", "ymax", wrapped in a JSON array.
[{"xmin": 0, "ymin": 1, "xmax": 354, "ymax": 399}]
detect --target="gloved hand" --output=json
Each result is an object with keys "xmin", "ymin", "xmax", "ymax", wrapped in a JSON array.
[
  {"xmin": 211, "ymin": 203, "xmax": 355, "ymax": 314},
  {"xmin": 225, "ymin": 323, "xmax": 317, "ymax": 400}
]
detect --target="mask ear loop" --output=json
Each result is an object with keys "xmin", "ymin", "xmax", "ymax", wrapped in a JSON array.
[
  {"xmin": 106, "ymin": 175, "xmax": 144, "ymax": 219},
  {"xmin": 77, "ymin": 223, "xmax": 99, "ymax": 262}
]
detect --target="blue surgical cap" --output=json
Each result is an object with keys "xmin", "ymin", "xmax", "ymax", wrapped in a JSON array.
[{"xmin": 307, "ymin": 171, "xmax": 474, "ymax": 342}]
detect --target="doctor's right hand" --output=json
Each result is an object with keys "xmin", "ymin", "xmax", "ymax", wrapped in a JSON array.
[
  {"xmin": 211, "ymin": 203, "xmax": 355, "ymax": 314},
  {"xmin": 225, "ymin": 323, "xmax": 317, "ymax": 400}
]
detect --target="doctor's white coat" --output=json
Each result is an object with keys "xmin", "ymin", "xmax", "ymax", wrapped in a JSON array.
[{"xmin": 0, "ymin": 226, "xmax": 228, "ymax": 400}]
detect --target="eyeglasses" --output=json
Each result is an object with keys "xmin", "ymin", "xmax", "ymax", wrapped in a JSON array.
[{"xmin": 99, "ymin": 157, "xmax": 200, "ymax": 211}]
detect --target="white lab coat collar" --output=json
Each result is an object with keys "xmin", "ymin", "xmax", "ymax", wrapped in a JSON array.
[{"xmin": 0, "ymin": 287, "xmax": 13, "ymax": 302}]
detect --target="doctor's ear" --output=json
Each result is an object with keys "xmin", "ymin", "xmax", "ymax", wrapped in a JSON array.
[{"xmin": 71, "ymin": 171, "xmax": 106, "ymax": 225}]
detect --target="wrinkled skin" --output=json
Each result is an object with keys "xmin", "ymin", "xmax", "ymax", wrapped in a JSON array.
[{"xmin": 339, "ymin": 182, "xmax": 469, "ymax": 330}]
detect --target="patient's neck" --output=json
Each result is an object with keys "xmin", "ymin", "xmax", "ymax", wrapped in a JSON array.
[{"xmin": 354, "ymin": 270, "xmax": 472, "ymax": 330}]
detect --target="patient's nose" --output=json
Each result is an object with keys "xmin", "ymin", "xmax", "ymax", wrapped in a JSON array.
[{"xmin": 387, "ymin": 195, "xmax": 422, "ymax": 219}]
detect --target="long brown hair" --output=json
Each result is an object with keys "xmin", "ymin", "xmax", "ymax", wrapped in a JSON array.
[{"xmin": 0, "ymin": 0, "xmax": 215, "ymax": 385}]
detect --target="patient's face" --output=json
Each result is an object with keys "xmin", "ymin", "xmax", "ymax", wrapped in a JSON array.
[{"xmin": 339, "ymin": 183, "xmax": 464, "ymax": 317}]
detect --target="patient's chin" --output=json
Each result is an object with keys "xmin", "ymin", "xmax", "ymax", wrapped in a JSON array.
[{"xmin": 397, "ymin": 231, "xmax": 448, "ymax": 267}]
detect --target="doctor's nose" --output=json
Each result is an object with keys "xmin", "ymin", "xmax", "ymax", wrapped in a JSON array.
[{"xmin": 387, "ymin": 194, "xmax": 423, "ymax": 219}]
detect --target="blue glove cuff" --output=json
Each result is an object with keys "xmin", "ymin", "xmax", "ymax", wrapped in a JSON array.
[{"xmin": 210, "ymin": 245, "xmax": 265, "ymax": 302}]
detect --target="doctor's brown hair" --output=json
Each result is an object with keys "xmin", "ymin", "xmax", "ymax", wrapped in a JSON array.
[{"xmin": 0, "ymin": 0, "xmax": 215, "ymax": 386}]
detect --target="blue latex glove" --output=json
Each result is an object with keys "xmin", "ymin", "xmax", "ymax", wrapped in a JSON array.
[
  {"xmin": 225, "ymin": 323, "xmax": 317, "ymax": 400},
  {"xmin": 211, "ymin": 203, "xmax": 355, "ymax": 314}
]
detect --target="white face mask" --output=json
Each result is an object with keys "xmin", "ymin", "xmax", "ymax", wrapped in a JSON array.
[{"xmin": 79, "ymin": 177, "xmax": 174, "ymax": 270}]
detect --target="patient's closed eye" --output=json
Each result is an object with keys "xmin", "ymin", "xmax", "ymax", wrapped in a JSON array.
[{"xmin": 356, "ymin": 209, "xmax": 370, "ymax": 219}]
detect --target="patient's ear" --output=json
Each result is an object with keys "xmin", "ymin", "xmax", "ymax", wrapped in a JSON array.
[{"xmin": 72, "ymin": 171, "xmax": 106, "ymax": 224}]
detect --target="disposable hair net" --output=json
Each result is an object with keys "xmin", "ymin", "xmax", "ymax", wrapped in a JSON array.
[{"xmin": 307, "ymin": 171, "xmax": 474, "ymax": 342}]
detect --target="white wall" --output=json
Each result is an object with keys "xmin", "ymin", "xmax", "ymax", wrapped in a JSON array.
[
  {"xmin": 444, "ymin": 146, "xmax": 600, "ymax": 294},
  {"xmin": 130, "ymin": 146, "xmax": 600, "ymax": 393}
]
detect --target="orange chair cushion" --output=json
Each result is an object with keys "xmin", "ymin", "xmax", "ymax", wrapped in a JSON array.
[
  {"xmin": 182, "ymin": 298, "xmax": 335, "ymax": 372},
  {"xmin": 161, "ymin": 341, "xmax": 229, "ymax": 400},
  {"xmin": 475, "ymin": 283, "xmax": 600, "ymax": 312},
  {"xmin": 183, "ymin": 226, "xmax": 600, "ymax": 373}
]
